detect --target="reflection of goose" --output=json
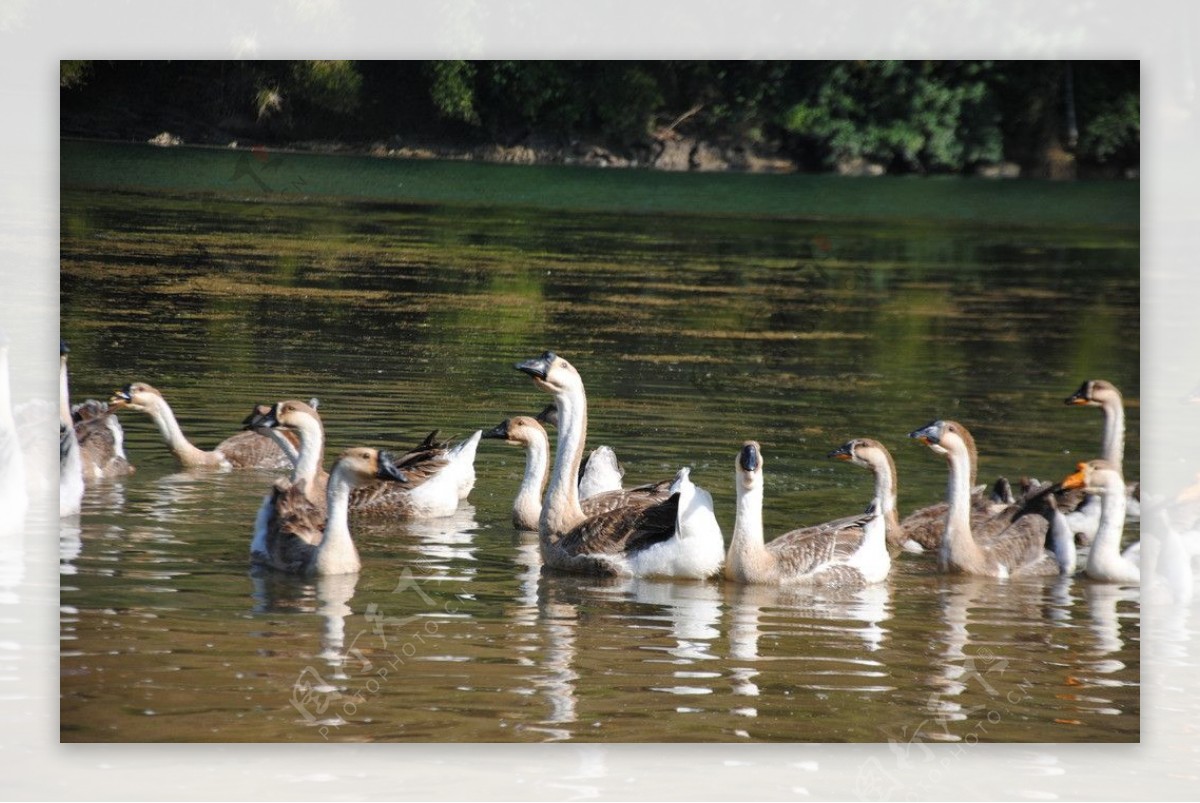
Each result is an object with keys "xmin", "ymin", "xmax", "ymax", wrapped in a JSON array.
[
  {"xmin": 0, "ymin": 333, "xmax": 29, "ymax": 530},
  {"xmin": 315, "ymin": 572, "xmax": 361, "ymax": 666},
  {"xmin": 726, "ymin": 441, "xmax": 888, "ymax": 587},
  {"xmin": 252, "ymin": 447, "xmax": 409, "ymax": 576},
  {"xmin": 1082, "ymin": 582, "xmax": 1140, "ymax": 655},
  {"xmin": 1064, "ymin": 380, "xmax": 1141, "ymax": 537},
  {"xmin": 1060, "ymin": 460, "xmax": 1139, "ymax": 584},
  {"xmin": 483, "ymin": 415, "xmax": 668, "ymax": 531},
  {"xmin": 536, "ymin": 404, "xmax": 624, "ymax": 498},
  {"xmin": 515, "ymin": 352, "xmax": 723, "ymax": 579},
  {"xmin": 910, "ymin": 420, "xmax": 1060, "ymax": 577},
  {"xmin": 112, "ymin": 381, "xmax": 294, "ymax": 469}
]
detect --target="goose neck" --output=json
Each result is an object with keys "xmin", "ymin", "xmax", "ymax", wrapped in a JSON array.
[
  {"xmin": 1089, "ymin": 486, "xmax": 1128, "ymax": 564},
  {"xmin": 290, "ymin": 415, "xmax": 326, "ymax": 500},
  {"xmin": 147, "ymin": 396, "xmax": 210, "ymax": 466},
  {"xmin": 57, "ymin": 357, "xmax": 72, "ymax": 428},
  {"xmin": 515, "ymin": 429, "xmax": 550, "ymax": 530},
  {"xmin": 728, "ymin": 480, "xmax": 768, "ymax": 579},
  {"xmin": 314, "ymin": 466, "xmax": 359, "ymax": 575},
  {"xmin": 541, "ymin": 387, "xmax": 586, "ymax": 538},
  {"xmin": 1101, "ymin": 398, "xmax": 1125, "ymax": 471},
  {"xmin": 941, "ymin": 441, "xmax": 985, "ymax": 571}
]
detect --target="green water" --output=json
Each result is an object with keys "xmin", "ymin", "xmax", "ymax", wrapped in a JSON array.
[{"xmin": 60, "ymin": 141, "xmax": 1139, "ymax": 743}]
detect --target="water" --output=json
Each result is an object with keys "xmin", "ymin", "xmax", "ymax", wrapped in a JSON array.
[{"xmin": 59, "ymin": 141, "xmax": 1140, "ymax": 743}]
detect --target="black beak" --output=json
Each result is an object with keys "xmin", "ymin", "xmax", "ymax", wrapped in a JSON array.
[
  {"xmin": 1065, "ymin": 381, "xmax": 1090, "ymax": 405},
  {"xmin": 739, "ymin": 442, "xmax": 760, "ymax": 472},
  {"xmin": 827, "ymin": 442, "xmax": 854, "ymax": 461},
  {"xmin": 111, "ymin": 385, "xmax": 134, "ymax": 404},
  {"xmin": 242, "ymin": 404, "xmax": 279, "ymax": 431},
  {"xmin": 482, "ymin": 420, "xmax": 510, "ymax": 440},
  {"xmin": 516, "ymin": 351, "xmax": 556, "ymax": 380},
  {"xmin": 60, "ymin": 341, "xmax": 70, "ymax": 356},
  {"xmin": 535, "ymin": 404, "xmax": 558, "ymax": 428},
  {"xmin": 376, "ymin": 450, "xmax": 409, "ymax": 483},
  {"xmin": 908, "ymin": 421, "xmax": 941, "ymax": 444}
]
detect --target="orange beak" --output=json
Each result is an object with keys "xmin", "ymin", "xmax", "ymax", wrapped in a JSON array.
[{"xmin": 1061, "ymin": 463, "xmax": 1088, "ymax": 490}]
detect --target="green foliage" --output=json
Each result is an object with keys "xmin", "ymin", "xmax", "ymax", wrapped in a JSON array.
[
  {"xmin": 781, "ymin": 61, "xmax": 1002, "ymax": 172},
  {"xmin": 1079, "ymin": 92, "xmax": 1138, "ymax": 162},
  {"xmin": 427, "ymin": 61, "xmax": 479, "ymax": 124},
  {"xmin": 60, "ymin": 60, "xmax": 91, "ymax": 89},
  {"xmin": 288, "ymin": 60, "xmax": 362, "ymax": 115}
]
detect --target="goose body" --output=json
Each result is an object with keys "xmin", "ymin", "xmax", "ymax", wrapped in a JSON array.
[
  {"xmin": 112, "ymin": 382, "xmax": 295, "ymax": 470},
  {"xmin": 1061, "ymin": 459, "xmax": 1140, "ymax": 584},
  {"xmin": 727, "ymin": 441, "xmax": 889, "ymax": 587},
  {"xmin": 253, "ymin": 447, "xmax": 409, "ymax": 576},
  {"xmin": 71, "ymin": 400, "xmax": 136, "ymax": 480},
  {"xmin": 910, "ymin": 420, "xmax": 1062, "ymax": 578},
  {"xmin": 515, "ymin": 351, "xmax": 723, "ymax": 578},
  {"xmin": 536, "ymin": 403, "xmax": 624, "ymax": 498},
  {"xmin": 1064, "ymin": 379, "xmax": 1140, "ymax": 536}
]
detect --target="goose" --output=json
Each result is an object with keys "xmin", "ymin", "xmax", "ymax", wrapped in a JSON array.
[
  {"xmin": 1060, "ymin": 459, "xmax": 1139, "ymax": 584},
  {"xmin": 727, "ymin": 440, "xmax": 889, "ymax": 587},
  {"xmin": 515, "ymin": 351, "xmax": 723, "ymax": 578},
  {"xmin": 0, "ymin": 333, "xmax": 29, "ymax": 529},
  {"xmin": 827, "ymin": 438, "xmax": 913, "ymax": 557},
  {"xmin": 535, "ymin": 403, "xmax": 624, "ymax": 498},
  {"xmin": 482, "ymin": 414, "xmax": 671, "ymax": 531},
  {"xmin": 1064, "ymin": 379, "xmax": 1141, "ymax": 535},
  {"xmin": 245, "ymin": 400, "xmax": 477, "ymax": 524},
  {"xmin": 252, "ymin": 446, "xmax": 409, "ymax": 576},
  {"xmin": 57, "ymin": 347, "xmax": 83, "ymax": 518},
  {"xmin": 111, "ymin": 381, "xmax": 296, "ymax": 470},
  {"xmin": 59, "ymin": 343, "xmax": 135, "ymax": 483},
  {"xmin": 909, "ymin": 420, "xmax": 1062, "ymax": 577}
]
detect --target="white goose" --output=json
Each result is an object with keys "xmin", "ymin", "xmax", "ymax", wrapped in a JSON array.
[
  {"xmin": 1060, "ymin": 459, "xmax": 1139, "ymax": 584},
  {"xmin": 483, "ymin": 414, "xmax": 671, "ymax": 531},
  {"xmin": 727, "ymin": 440, "xmax": 889, "ymax": 587},
  {"xmin": 515, "ymin": 351, "xmax": 724, "ymax": 578},
  {"xmin": 1064, "ymin": 379, "xmax": 1141, "ymax": 538},
  {"xmin": 252, "ymin": 446, "xmax": 410, "ymax": 577},
  {"xmin": 112, "ymin": 381, "xmax": 295, "ymax": 470},
  {"xmin": 910, "ymin": 420, "xmax": 1064, "ymax": 578}
]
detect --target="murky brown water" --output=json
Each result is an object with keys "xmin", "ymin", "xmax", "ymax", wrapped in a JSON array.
[{"xmin": 59, "ymin": 146, "xmax": 1139, "ymax": 742}]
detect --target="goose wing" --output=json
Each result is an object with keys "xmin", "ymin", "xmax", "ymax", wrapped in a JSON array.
[
  {"xmin": 558, "ymin": 492, "xmax": 682, "ymax": 557},
  {"xmin": 975, "ymin": 493, "xmax": 1057, "ymax": 575},
  {"xmin": 767, "ymin": 509, "xmax": 873, "ymax": 577},
  {"xmin": 580, "ymin": 478, "xmax": 672, "ymax": 517},
  {"xmin": 73, "ymin": 405, "xmax": 135, "ymax": 478},
  {"xmin": 258, "ymin": 480, "xmax": 323, "ymax": 573},
  {"xmin": 382, "ymin": 430, "xmax": 452, "ymax": 490}
]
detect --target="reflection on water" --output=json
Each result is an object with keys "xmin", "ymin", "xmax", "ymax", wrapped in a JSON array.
[{"xmin": 58, "ymin": 155, "xmax": 1144, "ymax": 744}]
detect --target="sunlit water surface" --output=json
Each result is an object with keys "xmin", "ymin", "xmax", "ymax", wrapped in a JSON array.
[{"xmin": 59, "ymin": 142, "xmax": 1140, "ymax": 743}]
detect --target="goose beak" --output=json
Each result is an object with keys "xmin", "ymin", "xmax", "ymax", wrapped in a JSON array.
[
  {"xmin": 482, "ymin": 420, "xmax": 511, "ymax": 440},
  {"xmin": 60, "ymin": 341, "xmax": 70, "ymax": 357},
  {"xmin": 908, "ymin": 422, "xmax": 941, "ymax": 446},
  {"xmin": 516, "ymin": 352, "xmax": 555, "ymax": 380},
  {"xmin": 739, "ymin": 442, "xmax": 760, "ymax": 472},
  {"xmin": 109, "ymin": 385, "xmax": 133, "ymax": 408},
  {"xmin": 1060, "ymin": 464, "xmax": 1088, "ymax": 491},
  {"xmin": 242, "ymin": 404, "xmax": 278, "ymax": 431},
  {"xmin": 827, "ymin": 442, "xmax": 854, "ymax": 461},
  {"xmin": 376, "ymin": 450, "xmax": 408, "ymax": 483},
  {"xmin": 1065, "ymin": 383, "xmax": 1091, "ymax": 405}
]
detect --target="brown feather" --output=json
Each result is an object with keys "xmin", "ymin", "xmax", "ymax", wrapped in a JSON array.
[{"xmin": 548, "ymin": 492, "xmax": 682, "ymax": 574}]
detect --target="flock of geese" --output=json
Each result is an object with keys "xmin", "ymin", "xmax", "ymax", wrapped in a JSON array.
[{"xmin": 42, "ymin": 341, "xmax": 1147, "ymax": 591}]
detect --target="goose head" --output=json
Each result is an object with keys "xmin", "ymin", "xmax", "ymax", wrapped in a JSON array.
[
  {"xmin": 482, "ymin": 415, "xmax": 544, "ymax": 447},
  {"xmin": 736, "ymin": 440, "xmax": 764, "ymax": 492},
  {"xmin": 246, "ymin": 399, "xmax": 321, "ymax": 432},
  {"xmin": 828, "ymin": 437, "xmax": 888, "ymax": 469},
  {"xmin": 110, "ymin": 381, "xmax": 165, "ymax": 412},
  {"xmin": 908, "ymin": 419, "xmax": 975, "ymax": 459},
  {"xmin": 1065, "ymin": 379, "xmax": 1121, "ymax": 408},
  {"xmin": 515, "ymin": 351, "xmax": 582, "ymax": 396},
  {"xmin": 535, "ymin": 404, "xmax": 559, "ymax": 428},
  {"xmin": 330, "ymin": 447, "xmax": 409, "ymax": 488},
  {"xmin": 1060, "ymin": 459, "xmax": 1123, "ymax": 496}
]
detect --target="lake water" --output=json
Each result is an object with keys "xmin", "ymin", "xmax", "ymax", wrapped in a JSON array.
[{"xmin": 59, "ymin": 140, "xmax": 1140, "ymax": 743}]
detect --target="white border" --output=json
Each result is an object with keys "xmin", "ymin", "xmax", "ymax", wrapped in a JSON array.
[{"xmin": 3, "ymin": 1, "xmax": 1194, "ymax": 799}]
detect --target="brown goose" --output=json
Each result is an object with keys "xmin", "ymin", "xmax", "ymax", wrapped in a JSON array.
[
  {"xmin": 58, "ymin": 344, "xmax": 134, "ymax": 483},
  {"xmin": 726, "ymin": 441, "xmax": 888, "ymax": 587},
  {"xmin": 482, "ymin": 414, "xmax": 670, "ymax": 531},
  {"xmin": 827, "ymin": 438, "xmax": 908, "ymax": 557},
  {"xmin": 111, "ymin": 382, "xmax": 295, "ymax": 470},
  {"xmin": 515, "ymin": 351, "xmax": 723, "ymax": 578},
  {"xmin": 253, "ymin": 447, "xmax": 409, "ymax": 576},
  {"xmin": 909, "ymin": 420, "xmax": 1061, "ymax": 577}
]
